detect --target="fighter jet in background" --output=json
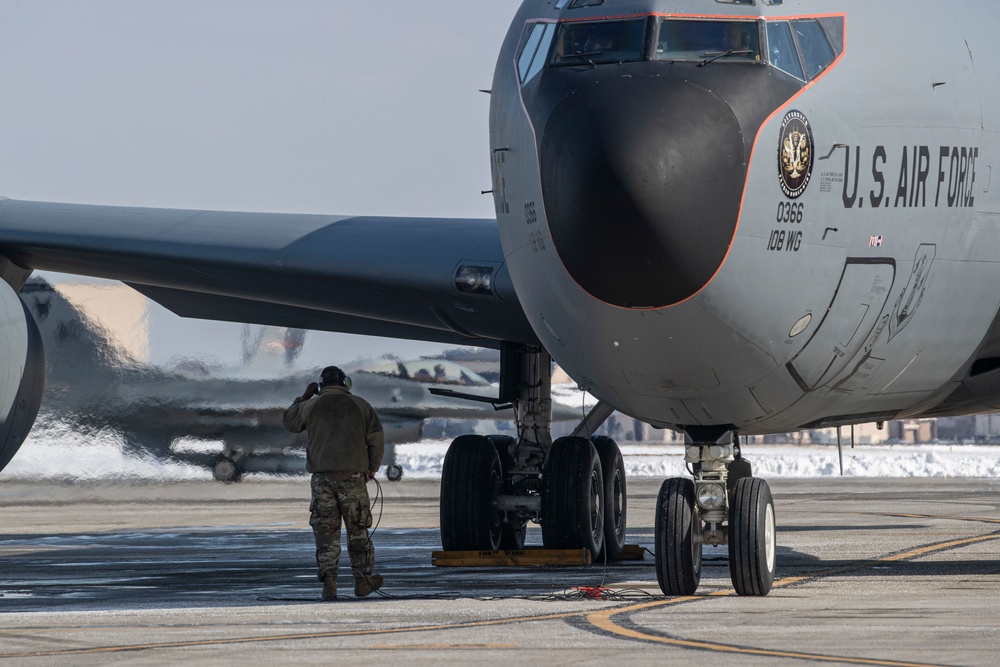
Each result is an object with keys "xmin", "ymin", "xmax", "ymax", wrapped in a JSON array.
[{"xmin": 20, "ymin": 277, "xmax": 538, "ymax": 481}]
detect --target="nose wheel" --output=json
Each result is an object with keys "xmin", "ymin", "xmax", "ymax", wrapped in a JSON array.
[
  {"xmin": 728, "ymin": 477, "xmax": 776, "ymax": 596},
  {"xmin": 655, "ymin": 477, "xmax": 702, "ymax": 595}
]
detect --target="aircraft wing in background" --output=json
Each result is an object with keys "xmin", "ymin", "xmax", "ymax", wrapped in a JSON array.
[{"xmin": 0, "ymin": 199, "xmax": 538, "ymax": 348}]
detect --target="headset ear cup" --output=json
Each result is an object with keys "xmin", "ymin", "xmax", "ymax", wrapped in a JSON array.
[{"xmin": 344, "ymin": 376, "xmax": 352, "ymax": 390}]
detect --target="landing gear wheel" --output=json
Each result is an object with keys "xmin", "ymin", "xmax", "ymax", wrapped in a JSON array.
[
  {"xmin": 728, "ymin": 477, "xmax": 776, "ymax": 596},
  {"xmin": 592, "ymin": 436, "xmax": 627, "ymax": 562},
  {"xmin": 440, "ymin": 435, "xmax": 503, "ymax": 551},
  {"xmin": 487, "ymin": 435, "xmax": 527, "ymax": 550},
  {"xmin": 211, "ymin": 455, "xmax": 241, "ymax": 483},
  {"xmin": 541, "ymin": 436, "xmax": 604, "ymax": 559},
  {"xmin": 655, "ymin": 477, "xmax": 702, "ymax": 596},
  {"xmin": 385, "ymin": 464, "xmax": 404, "ymax": 482}
]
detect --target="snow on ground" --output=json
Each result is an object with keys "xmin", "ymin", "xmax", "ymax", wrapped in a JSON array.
[
  {"xmin": 394, "ymin": 441, "xmax": 1000, "ymax": 479},
  {"xmin": 3, "ymin": 426, "xmax": 999, "ymax": 482},
  {"xmin": 2, "ymin": 421, "xmax": 210, "ymax": 482}
]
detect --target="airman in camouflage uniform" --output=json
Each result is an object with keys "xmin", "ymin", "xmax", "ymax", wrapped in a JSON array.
[{"xmin": 283, "ymin": 365, "xmax": 385, "ymax": 600}]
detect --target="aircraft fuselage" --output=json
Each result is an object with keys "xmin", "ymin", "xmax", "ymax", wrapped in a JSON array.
[{"xmin": 491, "ymin": 0, "xmax": 1000, "ymax": 434}]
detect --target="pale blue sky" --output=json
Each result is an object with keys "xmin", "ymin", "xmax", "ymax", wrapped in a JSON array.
[{"xmin": 0, "ymin": 1, "xmax": 524, "ymax": 367}]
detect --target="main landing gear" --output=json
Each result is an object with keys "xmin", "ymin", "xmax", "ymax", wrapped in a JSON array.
[
  {"xmin": 439, "ymin": 344, "xmax": 626, "ymax": 561},
  {"xmin": 655, "ymin": 427, "xmax": 776, "ymax": 596}
]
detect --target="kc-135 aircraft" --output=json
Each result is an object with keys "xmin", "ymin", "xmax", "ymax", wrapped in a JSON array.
[{"xmin": 1, "ymin": 0, "xmax": 999, "ymax": 597}]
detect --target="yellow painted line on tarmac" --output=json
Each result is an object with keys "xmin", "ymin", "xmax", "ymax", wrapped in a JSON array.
[
  {"xmin": 584, "ymin": 533, "xmax": 1000, "ymax": 667},
  {"xmin": 585, "ymin": 603, "xmax": 947, "ymax": 667},
  {"xmin": 880, "ymin": 533, "xmax": 1000, "ymax": 561},
  {"xmin": 869, "ymin": 512, "xmax": 1000, "ymax": 525}
]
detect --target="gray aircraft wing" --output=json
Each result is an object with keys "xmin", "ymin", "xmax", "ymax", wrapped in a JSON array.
[{"xmin": 0, "ymin": 199, "xmax": 537, "ymax": 347}]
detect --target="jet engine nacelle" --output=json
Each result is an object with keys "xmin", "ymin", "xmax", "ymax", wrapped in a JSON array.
[{"xmin": 0, "ymin": 278, "xmax": 45, "ymax": 473}]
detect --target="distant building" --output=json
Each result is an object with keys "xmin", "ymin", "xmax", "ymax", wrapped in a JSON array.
[
  {"xmin": 47, "ymin": 278, "xmax": 306, "ymax": 376},
  {"xmin": 936, "ymin": 415, "xmax": 1000, "ymax": 443},
  {"xmin": 52, "ymin": 282, "xmax": 150, "ymax": 363},
  {"xmin": 887, "ymin": 419, "xmax": 938, "ymax": 443}
]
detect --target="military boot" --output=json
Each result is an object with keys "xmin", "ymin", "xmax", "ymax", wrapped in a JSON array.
[
  {"xmin": 322, "ymin": 575, "xmax": 337, "ymax": 601},
  {"xmin": 354, "ymin": 573, "xmax": 383, "ymax": 597}
]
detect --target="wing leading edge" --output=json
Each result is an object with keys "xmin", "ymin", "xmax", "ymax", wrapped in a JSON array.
[{"xmin": 0, "ymin": 198, "xmax": 537, "ymax": 347}]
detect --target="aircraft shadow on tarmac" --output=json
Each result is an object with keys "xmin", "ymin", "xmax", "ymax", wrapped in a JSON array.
[{"xmin": 3, "ymin": 524, "xmax": 998, "ymax": 614}]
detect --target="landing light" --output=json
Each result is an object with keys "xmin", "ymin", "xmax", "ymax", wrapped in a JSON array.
[
  {"xmin": 697, "ymin": 483, "xmax": 726, "ymax": 510},
  {"xmin": 455, "ymin": 266, "xmax": 494, "ymax": 296}
]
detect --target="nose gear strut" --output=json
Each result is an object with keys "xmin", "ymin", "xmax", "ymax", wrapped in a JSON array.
[{"xmin": 655, "ymin": 428, "xmax": 776, "ymax": 596}]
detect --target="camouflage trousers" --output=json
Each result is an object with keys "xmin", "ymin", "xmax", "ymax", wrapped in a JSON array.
[{"xmin": 309, "ymin": 473, "xmax": 374, "ymax": 582}]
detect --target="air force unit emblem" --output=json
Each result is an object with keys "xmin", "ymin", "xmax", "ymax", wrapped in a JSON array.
[{"xmin": 778, "ymin": 110, "xmax": 813, "ymax": 199}]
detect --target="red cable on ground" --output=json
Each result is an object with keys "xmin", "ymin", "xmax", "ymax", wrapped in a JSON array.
[{"xmin": 573, "ymin": 586, "xmax": 612, "ymax": 600}]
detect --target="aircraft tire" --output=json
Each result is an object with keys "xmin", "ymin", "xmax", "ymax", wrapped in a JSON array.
[
  {"xmin": 385, "ymin": 464, "xmax": 404, "ymax": 482},
  {"xmin": 541, "ymin": 436, "xmax": 604, "ymax": 559},
  {"xmin": 487, "ymin": 435, "xmax": 527, "ymax": 550},
  {"xmin": 212, "ymin": 455, "xmax": 241, "ymax": 483},
  {"xmin": 655, "ymin": 477, "xmax": 702, "ymax": 596},
  {"xmin": 728, "ymin": 477, "xmax": 776, "ymax": 596},
  {"xmin": 440, "ymin": 435, "xmax": 503, "ymax": 551},
  {"xmin": 592, "ymin": 436, "xmax": 627, "ymax": 562}
]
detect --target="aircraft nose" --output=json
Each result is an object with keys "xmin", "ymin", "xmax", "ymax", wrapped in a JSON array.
[{"xmin": 539, "ymin": 77, "xmax": 745, "ymax": 309}]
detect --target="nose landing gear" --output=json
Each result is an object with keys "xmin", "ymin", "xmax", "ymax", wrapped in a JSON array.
[{"xmin": 654, "ymin": 428, "xmax": 776, "ymax": 596}]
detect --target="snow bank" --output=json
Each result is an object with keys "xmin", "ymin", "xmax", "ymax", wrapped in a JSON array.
[{"xmin": 4, "ymin": 429, "xmax": 998, "ymax": 481}]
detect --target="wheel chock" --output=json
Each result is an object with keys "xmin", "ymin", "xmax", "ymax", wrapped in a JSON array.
[
  {"xmin": 616, "ymin": 544, "xmax": 647, "ymax": 561},
  {"xmin": 432, "ymin": 548, "xmax": 591, "ymax": 567},
  {"xmin": 431, "ymin": 545, "xmax": 646, "ymax": 567}
]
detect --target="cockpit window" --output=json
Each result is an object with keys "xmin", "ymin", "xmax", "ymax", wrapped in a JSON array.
[
  {"xmin": 366, "ymin": 360, "xmax": 490, "ymax": 387},
  {"xmin": 518, "ymin": 22, "xmax": 556, "ymax": 85},
  {"xmin": 655, "ymin": 20, "xmax": 761, "ymax": 63},
  {"xmin": 764, "ymin": 19, "xmax": 837, "ymax": 82},
  {"xmin": 555, "ymin": 0, "xmax": 605, "ymax": 8},
  {"xmin": 793, "ymin": 20, "xmax": 835, "ymax": 78},
  {"xmin": 765, "ymin": 21, "xmax": 804, "ymax": 80},
  {"xmin": 547, "ymin": 19, "xmax": 646, "ymax": 67}
]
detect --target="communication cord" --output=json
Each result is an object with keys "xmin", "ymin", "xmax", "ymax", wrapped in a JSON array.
[
  {"xmin": 361, "ymin": 477, "xmax": 656, "ymax": 603},
  {"xmin": 358, "ymin": 476, "xmax": 463, "ymax": 600},
  {"xmin": 261, "ymin": 473, "xmax": 658, "ymax": 603}
]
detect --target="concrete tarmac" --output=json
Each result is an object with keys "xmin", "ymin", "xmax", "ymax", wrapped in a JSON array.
[{"xmin": 1, "ymin": 477, "xmax": 998, "ymax": 666}]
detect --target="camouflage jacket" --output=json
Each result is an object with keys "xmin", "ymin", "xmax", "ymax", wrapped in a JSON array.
[{"xmin": 282, "ymin": 385, "xmax": 384, "ymax": 474}]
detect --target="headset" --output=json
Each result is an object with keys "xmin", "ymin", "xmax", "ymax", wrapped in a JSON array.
[{"xmin": 318, "ymin": 366, "xmax": 352, "ymax": 390}]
